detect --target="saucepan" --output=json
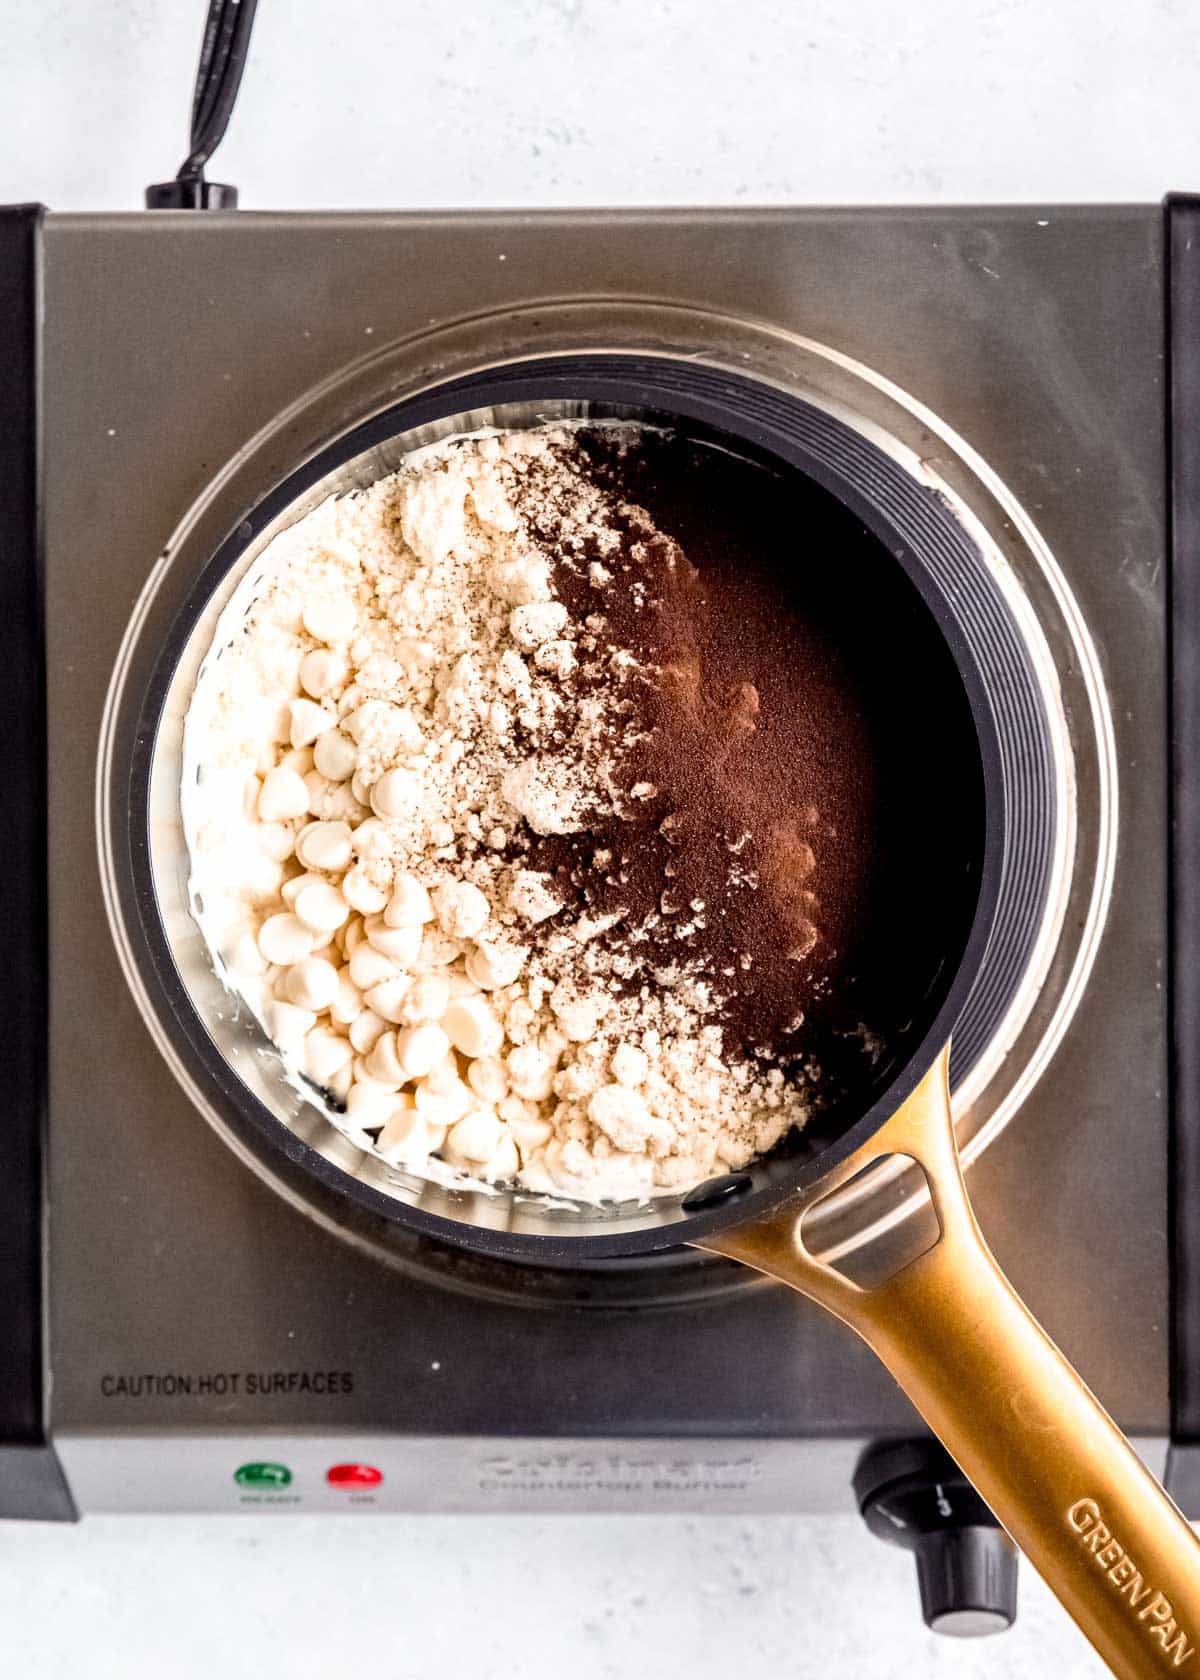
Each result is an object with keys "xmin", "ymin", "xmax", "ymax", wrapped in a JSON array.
[{"xmin": 102, "ymin": 354, "xmax": 1200, "ymax": 1677}]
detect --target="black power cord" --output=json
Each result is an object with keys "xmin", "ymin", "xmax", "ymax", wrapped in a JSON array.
[{"xmin": 145, "ymin": 0, "xmax": 260, "ymax": 209}]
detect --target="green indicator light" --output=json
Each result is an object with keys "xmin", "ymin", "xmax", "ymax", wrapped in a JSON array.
[{"xmin": 234, "ymin": 1461, "xmax": 292, "ymax": 1489}]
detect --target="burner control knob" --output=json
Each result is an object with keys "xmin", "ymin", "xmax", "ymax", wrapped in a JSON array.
[
  {"xmin": 853, "ymin": 1439, "xmax": 1018, "ymax": 1638},
  {"xmin": 911, "ymin": 1525, "xmax": 1017, "ymax": 1636}
]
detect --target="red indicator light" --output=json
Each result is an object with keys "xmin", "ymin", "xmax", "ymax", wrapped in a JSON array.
[{"xmin": 326, "ymin": 1462, "xmax": 383, "ymax": 1488}]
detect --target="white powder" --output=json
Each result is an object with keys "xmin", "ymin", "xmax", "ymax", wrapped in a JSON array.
[{"xmin": 183, "ymin": 427, "xmax": 807, "ymax": 1202}]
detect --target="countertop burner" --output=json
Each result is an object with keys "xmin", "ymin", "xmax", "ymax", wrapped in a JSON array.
[{"xmin": 0, "ymin": 201, "xmax": 1190, "ymax": 1653}]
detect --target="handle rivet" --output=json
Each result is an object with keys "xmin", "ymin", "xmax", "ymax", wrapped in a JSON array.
[{"xmin": 682, "ymin": 1173, "xmax": 753, "ymax": 1211}]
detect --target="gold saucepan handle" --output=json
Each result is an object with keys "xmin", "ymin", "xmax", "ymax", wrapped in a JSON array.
[{"xmin": 695, "ymin": 1046, "xmax": 1200, "ymax": 1678}]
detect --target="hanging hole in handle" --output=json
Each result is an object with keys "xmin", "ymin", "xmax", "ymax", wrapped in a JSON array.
[{"xmin": 801, "ymin": 1154, "xmax": 943, "ymax": 1290}]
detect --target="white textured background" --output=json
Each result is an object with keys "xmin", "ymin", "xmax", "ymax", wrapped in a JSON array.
[
  {"xmin": 2, "ymin": 0, "xmax": 1198, "ymax": 210},
  {"xmin": 3, "ymin": 0, "xmax": 1195, "ymax": 1674}
]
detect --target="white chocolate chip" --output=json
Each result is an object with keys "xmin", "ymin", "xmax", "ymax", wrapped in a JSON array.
[
  {"xmin": 349, "ymin": 817, "xmax": 391, "ymax": 861},
  {"xmin": 443, "ymin": 1108, "xmax": 505, "ymax": 1165},
  {"xmin": 364, "ymin": 914, "xmax": 423, "ymax": 966},
  {"xmin": 300, "ymin": 647, "xmax": 349, "ymax": 698},
  {"xmin": 364, "ymin": 1031, "xmax": 406, "ymax": 1088},
  {"xmin": 257, "ymin": 767, "xmax": 309, "ymax": 822},
  {"xmin": 285, "ymin": 956, "xmax": 339, "ymax": 1012},
  {"xmin": 293, "ymin": 881, "xmax": 350, "ymax": 935},
  {"xmin": 295, "ymin": 820, "xmax": 353, "ymax": 872},
  {"xmin": 423, "ymin": 1054, "xmax": 463, "ymax": 1095},
  {"xmin": 384, "ymin": 873, "xmax": 435, "ymax": 928},
  {"xmin": 466, "ymin": 1056, "xmax": 509, "ymax": 1103},
  {"xmin": 265, "ymin": 700, "xmax": 293, "ymax": 744},
  {"xmin": 348, "ymin": 1008, "xmax": 386, "ymax": 1055},
  {"xmin": 413, "ymin": 1076, "xmax": 474, "ymax": 1130},
  {"xmin": 400, "ymin": 972, "xmax": 450, "ymax": 1025},
  {"xmin": 341, "ymin": 915, "xmax": 367, "ymax": 954},
  {"xmin": 485, "ymin": 1132, "xmax": 520, "ymax": 1179},
  {"xmin": 277, "ymin": 747, "xmax": 314, "ymax": 777},
  {"xmin": 327, "ymin": 1058, "xmax": 355, "ymax": 1103},
  {"xmin": 375, "ymin": 1103, "xmax": 441, "ymax": 1165},
  {"xmin": 313, "ymin": 729, "xmax": 358, "ymax": 782},
  {"xmin": 258, "ymin": 912, "xmax": 316, "ymax": 966},
  {"xmin": 443, "ymin": 995, "xmax": 503, "ymax": 1059},
  {"xmin": 371, "ymin": 767, "xmax": 422, "ymax": 820},
  {"xmin": 328, "ymin": 968, "xmax": 364, "ymax": 1027},
  {"xmin": 281, "ymin": 870, "xmax": 323, "ymax": 907},
  {"xmin": 347, "ymin": 944, "xmax": 399, "ymax": 991},
  {"xmin": 345, "ymin": 1079, "xmax": 400, "ymax": 1128},
  {"xmin": 302, "ymin": 1026, "xmax": 353, "ymax": 1085},
  {"xmin": 363, "ymin": 975, "xmax": 413, "ymax": 1024},
  {"xmin": 239, "ymin": 852, "xmax": 284, "ymax": 902},
  {"xmin": 394, "ymin": 1023, "xmax": 451, "ymax": 1078},
  {"xmin": 265, "ymin": 999, "xmax": 317, "ymax": 1046},
  {"xmin": 504, "ymin": 1110, "xmax": 554, "ymax": 1157},
  {"xmin": 342, "ymin": 703, "xmax": 381, "ymax": 744},
  {"xmin": 288, "ymin": 697, "xmax": 337, "ymax": 748},
  {"xmin": 342, "ymin": 864, "xmax": 388, "ymax": 914},
  {"xmin": 499, "ymin": 1094, "xmax": 537, "ymax": 1127}
]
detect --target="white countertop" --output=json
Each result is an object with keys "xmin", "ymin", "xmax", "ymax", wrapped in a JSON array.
[
  {"xmin": 4, "ymin": 0, "xmax": 1196, "ymax": 210},
  {"xmin": 3, "ymin": 0, "xmax": 1189, "ymax": 1672},
  {"xmin": 0, "ymin": 1513, "xmax": 1105, "ymax": 1679}
]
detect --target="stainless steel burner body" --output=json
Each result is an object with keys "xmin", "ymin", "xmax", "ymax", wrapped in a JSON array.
[{"xmin": 32, "ymin": 206, "xmax": 1168, "ymax": 1515}]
